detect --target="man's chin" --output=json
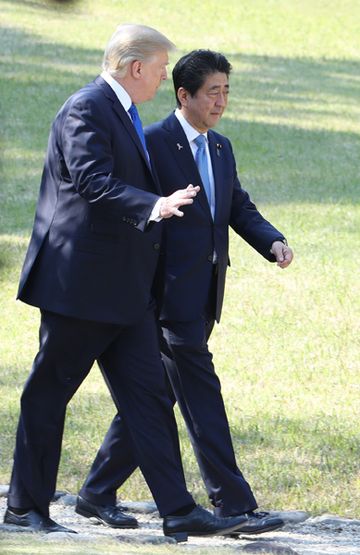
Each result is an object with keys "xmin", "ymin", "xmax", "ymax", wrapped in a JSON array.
[{"xmin": 210, "ymin": 115, "xmax": 222, "ymax": 125}]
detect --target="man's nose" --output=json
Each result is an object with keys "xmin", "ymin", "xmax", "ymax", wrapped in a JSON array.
[{"xmin": 216, "ymin": 93, "xmax": 227, "ymax": 106}]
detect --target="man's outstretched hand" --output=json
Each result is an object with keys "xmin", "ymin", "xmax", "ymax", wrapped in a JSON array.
[{"xmin": 159, "ymin": 184, "xmax": 200, "ymax": 219}]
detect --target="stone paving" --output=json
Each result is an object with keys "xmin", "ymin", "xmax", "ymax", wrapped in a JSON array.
[{"xmin": 1, "ymin": 485, "xmax": 360, "ymax": 554}]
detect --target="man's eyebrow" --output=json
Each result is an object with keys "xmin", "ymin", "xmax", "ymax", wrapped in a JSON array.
[{"xmin": 207, "ymin": 84, "xmax": 230, "ymax": 91}]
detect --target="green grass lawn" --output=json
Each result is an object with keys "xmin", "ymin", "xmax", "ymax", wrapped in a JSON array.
[
  {"xmin": 0, "ymin": 533, "xmax": 249, "ymax": 555},
  {"xmin": 1, "ymin": 0, "xmax": 359, "ymax": 528}
]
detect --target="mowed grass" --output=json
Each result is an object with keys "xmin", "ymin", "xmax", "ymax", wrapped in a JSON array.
[
  {"xmin": 0, "ymin": 533, "xmax": 252, "ymax": 555},
  {"xmin": 1, "ymin": 0, "xmax": 360, "ymax": 528}
]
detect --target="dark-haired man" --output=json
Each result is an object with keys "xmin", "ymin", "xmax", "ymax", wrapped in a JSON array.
[{"xmin": 76, "ymin": 50, "xmax": 293, "ymax": 535}]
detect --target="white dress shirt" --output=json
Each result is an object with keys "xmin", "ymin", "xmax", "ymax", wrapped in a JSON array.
[
  {"xmin": 175, "ymin": 109, "xmax": 217, "ymax": 262},
  {"xmin": 101, "ymin": 70, "xmax": 132, "ymax": 113},
  {"xmin": 174, "ymin": 108, "xmax": 216, "ymax": 219}
]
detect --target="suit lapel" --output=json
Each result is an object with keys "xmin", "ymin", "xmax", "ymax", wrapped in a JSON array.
[
  {"xmin": 94, "ymin": 76, "xmax": 154, "ymax": 179},
  {"xmin": 208, "ymin": 131, "xmax": 224, "ymax": 222},
  {"xmin": 163, "ymin": 114, "xmax": 212, "ymax": 220}
]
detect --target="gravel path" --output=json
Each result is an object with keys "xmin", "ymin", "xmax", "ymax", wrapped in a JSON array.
[{"xmin": 1, "ymin": 487, "xmax": 360, "ymax": 554}]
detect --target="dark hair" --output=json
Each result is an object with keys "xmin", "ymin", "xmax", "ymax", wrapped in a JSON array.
[{"xmin": 172, "ymin": 49, "xmax": 232, "ymax": 107}]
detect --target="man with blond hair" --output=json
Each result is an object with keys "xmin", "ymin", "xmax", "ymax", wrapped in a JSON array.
[{"xmin": 4, "ymin": 25, "xmax": 248, "ymax": 541}]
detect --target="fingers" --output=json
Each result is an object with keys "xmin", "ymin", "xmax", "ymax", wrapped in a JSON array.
[
  {"xmin": 173, "ymin": 185, "xmax": 199, "ymax": 201},
  {"xmin": 160, "ymin": 184, "xmax": 200, "ymax": 219},
  {"xmin": 172, "ymin": 208, "xmax": 184, "ymax": 217},
  {"xmin": 186, "ymin": 184, "xmax": 200, "ymax": 193},
  {"xmin": 276, "ymin": 247, "xmax": 294, "ymax": 268}
]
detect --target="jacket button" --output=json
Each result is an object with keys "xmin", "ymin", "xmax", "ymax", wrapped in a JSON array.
[
  {"xmin": 207, "ymin": 255, "xmax": 213, "ymax": 262},
  {"xmin": 153, "ymin": 243, "xmax": 160, "ymax": 250}
]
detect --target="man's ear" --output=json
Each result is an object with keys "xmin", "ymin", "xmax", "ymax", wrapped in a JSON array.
[
  {"xmin": 130, "ymin": 60, "xmax": 142, "ymax": 80},
  {"xmin": 177, "ymin": 87, "xmax": 190, "ymax": 107}
]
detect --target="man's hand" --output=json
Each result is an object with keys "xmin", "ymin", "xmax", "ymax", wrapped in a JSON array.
[
  {"xmin": 159, "ymin": 184, "xmax": 200, "ymax": 219},
  {"xmin": 270, "ymin": 241, "xmax": 294, "ymax": 269}
]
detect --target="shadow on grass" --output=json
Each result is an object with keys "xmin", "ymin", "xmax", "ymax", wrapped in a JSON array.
[
  {"xmin": 4, "ymin": 0, "xmax": 83, "ymax": 11},
  {"xmin": 228, "ymin": 52, "xmax": 360, "ymax": 106},
  {"xmin": 1, "ymin": 27, "xmax": 359, "ymax": 229},
  {"xmin": 219, "ymin": 118, "xmax": 359, "ymax": 205}
]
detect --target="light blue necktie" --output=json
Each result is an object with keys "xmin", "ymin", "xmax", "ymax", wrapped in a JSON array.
[
  {"xmin": 128, "ymin": 103, "xmax": 148, "ymax": 157},
  {"xmin": 194, "ymin": 134, "xmax": 213, "ymax": 214}
]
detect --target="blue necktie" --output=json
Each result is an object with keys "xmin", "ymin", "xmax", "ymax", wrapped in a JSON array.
[
  {"xmin": 194, "ymin": 134, "xmax": 213, "ymax": 215},
  {"xmin": 128, "ymin": 103, "xmax": 148, "ymax": 157}
]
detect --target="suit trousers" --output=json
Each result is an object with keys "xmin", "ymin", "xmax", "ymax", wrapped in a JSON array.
[
  {"xmin": 7, "ymin": 308, "xmax": 194, "ymax": 518},
  {"xmin": 79, "ymin": 305, "xmax": 258, "ymax": 517}
]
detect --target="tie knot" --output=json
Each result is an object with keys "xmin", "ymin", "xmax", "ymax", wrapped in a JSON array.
[{"xmin": 194, "ymin": 134, "xmax": 206, "ymax": 149}]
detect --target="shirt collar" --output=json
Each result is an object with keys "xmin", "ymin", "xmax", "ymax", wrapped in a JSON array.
[
  {"xmin": 174, "ymin": 108, "xmax": 208, "ymax": 144},
  {"xmin": 101, "ymin": 70, "xmax": 132, "ymax": 112}
]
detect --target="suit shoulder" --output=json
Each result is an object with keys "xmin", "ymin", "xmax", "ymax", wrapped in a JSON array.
[
  {"xmin": 71, "ymin": 80, "xmax": 105, "ymax": 104},
  {"xmin": 59, "ymin": 80, "xmax": 110, "ymax": 119},
  {"xmin": 210, "ymin": 129, "xmax": 232, "ymax": 148}
]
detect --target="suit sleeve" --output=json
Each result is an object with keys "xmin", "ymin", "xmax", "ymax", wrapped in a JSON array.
[
  {"xmin": 58, "ymin": 95, "xmax": 160, "ymax": 232},
  {"xmin": 227, "ymin": 141, "xmax": 285, "ymax": 261}
]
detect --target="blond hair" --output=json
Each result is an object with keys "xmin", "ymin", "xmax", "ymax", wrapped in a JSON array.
[{"xmin": 103, "ymin": 24, "xmax": 175, "ymax": 78}]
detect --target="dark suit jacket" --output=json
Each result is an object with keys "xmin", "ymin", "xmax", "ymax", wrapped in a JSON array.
[
  {"xmin": 145, "ymin": 112, "xmax": 285, "ymax": 323},
  {"xmin": 18, "ymin": 76, "xmax": 162, "ymax": 325}
]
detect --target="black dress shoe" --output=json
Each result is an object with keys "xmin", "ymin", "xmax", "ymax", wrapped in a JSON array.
[
  {"xmin": 231, "ymin": 511, "xmax": 284, "ymax": 536},
  {"xmin": 75, "ymin": 495, "xmax": 138, "ymax": 528},
  {"xmin": 163, "ymin": 504, "xmax": 249, "ymax": 542},
  {"xmin": 4, "ymin": 508, "xmax": 76, "ymax": 533}
]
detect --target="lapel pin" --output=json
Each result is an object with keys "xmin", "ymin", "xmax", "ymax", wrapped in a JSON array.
[
  {"xmin": 176, "ymin": 143, "xmax": 183, "ymax": 150},
  {"xmin": 216, "ymin": 143, "xmax": 222, "ymax": 157}
]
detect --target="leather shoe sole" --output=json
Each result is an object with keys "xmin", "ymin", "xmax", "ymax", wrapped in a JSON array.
[{"xmin": 4, "ymin": 508, "xmax": 76, "ymax": 533}]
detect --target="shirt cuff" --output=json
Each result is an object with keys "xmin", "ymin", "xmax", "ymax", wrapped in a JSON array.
[{"xmin": 148, "ymin": 197, "xmax": 164, "ymax": 223}]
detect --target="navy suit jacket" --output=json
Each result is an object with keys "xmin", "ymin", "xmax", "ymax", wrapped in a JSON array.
[
  {"xmin": 18, "ymin": 76, "xmax": 162, "ymax": 325},
  {"xmin": 145, "ymin": 112, "xmax": 285, "ymax": 323}
]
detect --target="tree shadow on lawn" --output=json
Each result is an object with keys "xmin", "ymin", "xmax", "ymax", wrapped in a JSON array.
[
  {"xmin": 217, "ymin": 52, "xmax": 360, "ymax": 206},
  {"xmin": 1, "ymin": 27, "xmax": 359, "ymax": 238},
  {"xmin": 4, "ymin": 0, "xmax": 83, "ymax": 11},
  {"xmin": 218, "ymin": 118, "xmax": 360, "ymax": 205},
  {"xmin": 228, "ymin": 52, "xmax": 360, "ymax": 109}
]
